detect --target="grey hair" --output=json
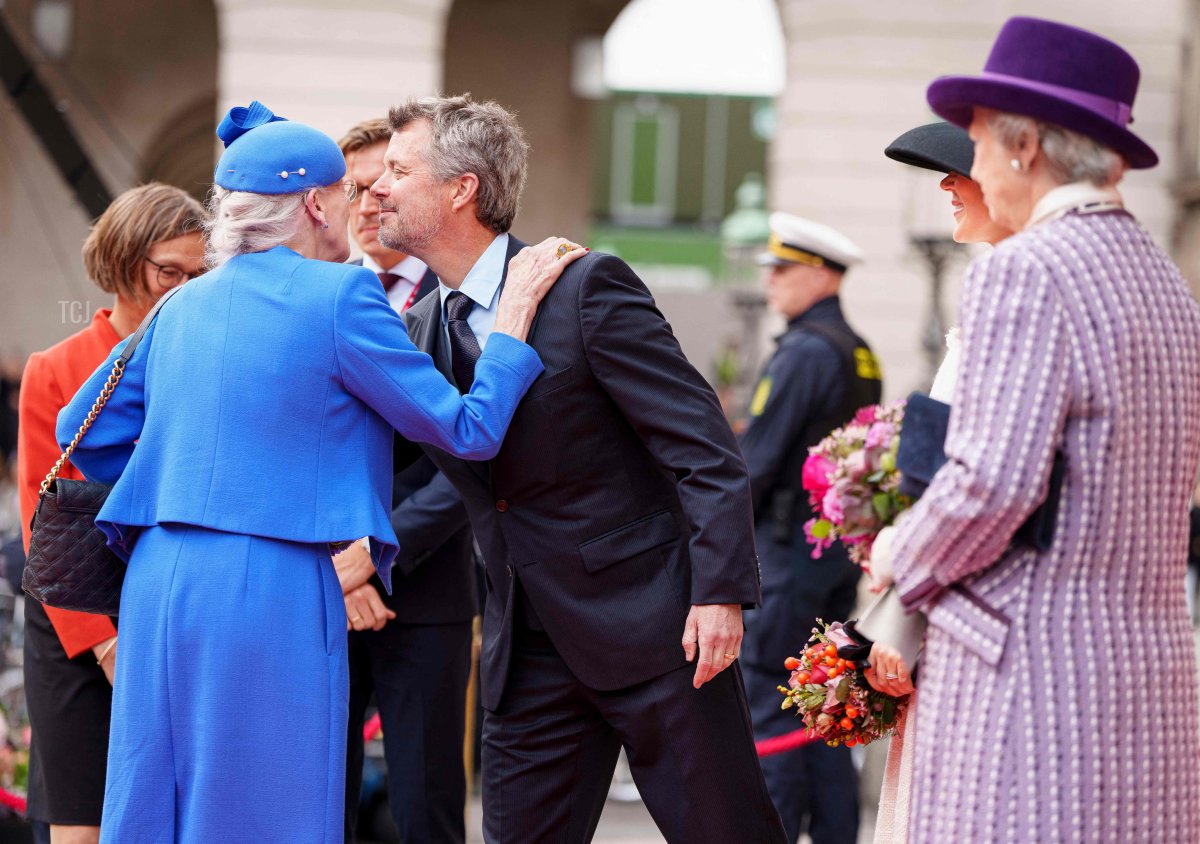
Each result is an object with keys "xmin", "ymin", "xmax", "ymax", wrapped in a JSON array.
[
  {"xmin": 204, "ymin": 187, "xmax": 307, "ymax": 267},
  {"xmin": 987, "ymin": 112, "xmax": 1124, "ymax": 187},
  {"xmin": 388, "ymin": 94, "xmax": 529, "ymax": 233}
]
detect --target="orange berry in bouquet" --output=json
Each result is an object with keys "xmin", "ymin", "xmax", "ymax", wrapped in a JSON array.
[{"xmin": 777, "ymin": 619, "xmax": 909, "ymax": 748}]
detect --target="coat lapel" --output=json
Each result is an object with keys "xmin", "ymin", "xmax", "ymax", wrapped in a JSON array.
[
  {"xmin": 405, "ymin": 293, "xmax": 454, "ymax": 383},
  {"xmin": 416, "ymin": 266, "xmax": 439, "ymax": 301}
]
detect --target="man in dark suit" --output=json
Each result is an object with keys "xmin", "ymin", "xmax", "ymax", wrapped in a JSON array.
[
  {"xmin": 335, "ymin": 119, "xmax": 477, "ymax": 844},
  {"xmin": 371, "ymin": 95, "xmax": 786, "ymax": 843}
]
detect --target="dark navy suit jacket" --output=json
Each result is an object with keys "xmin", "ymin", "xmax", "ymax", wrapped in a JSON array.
[
  {"xmin": 353, "ymin": 263, "xmax": 478, "ymax": 622},
  {"xmin": 385, "ymin": 267, "xmax": 477, "ymax": 623},
  {"xmin": 405, "ymin": 237, "xmax": 761, "ymax": 710}
]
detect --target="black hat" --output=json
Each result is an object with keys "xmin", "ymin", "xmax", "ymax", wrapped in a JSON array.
[{"xmin": 884, "ymin": 122, "xmax": 974, "ymax": 176}]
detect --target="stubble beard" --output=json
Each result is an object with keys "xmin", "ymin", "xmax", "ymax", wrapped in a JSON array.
[{"xmin": 378, "ymin": 208, "xmax": 443, "ymax": 259}]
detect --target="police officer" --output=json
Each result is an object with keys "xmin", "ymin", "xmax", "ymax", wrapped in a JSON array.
[{"xmin": 739, "ymin": 213, "xmax": 882, "ymax": 844}]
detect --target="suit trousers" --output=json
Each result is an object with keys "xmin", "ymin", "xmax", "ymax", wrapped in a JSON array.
[
  {"xmin": 345, "ymin": 619, "xmax": 473, "ymax": 844},
  {"xmin": 481, "ymin": 627, "xmax": 786, "ymax": 843}
]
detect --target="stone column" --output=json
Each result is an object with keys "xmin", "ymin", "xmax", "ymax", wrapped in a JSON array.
[{"xmin": 214, "ymin": 0, "xmax": 452, "ymax": 140}]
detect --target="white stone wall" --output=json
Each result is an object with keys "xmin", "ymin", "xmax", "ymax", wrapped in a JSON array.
[
  {"xmin": 772, "ymin": 0, "xmax": 1187, "ymax": 399},
  {"xmin": 3, "ymin": 0, "xmax": 1192, "ymax": 387},
  {"xmin": 0, "ymin": 99, "xmax": 96, "ymax": 352},
  {"xmin": 215, "ymin": 0, "xmax": 451, "ymax": 141}
]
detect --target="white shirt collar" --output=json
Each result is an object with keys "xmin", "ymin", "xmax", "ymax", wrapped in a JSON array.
[
  {"xmin": 362, "ymin": 251, "xmax": 428, "ymax": 284},
  {"xmin": 438, "ymin": 233, "xmax": 509, "ymax": 313},
  {"xmin": 1026, "ymin": 182, "xmax": 1123, "ymax": 230}
]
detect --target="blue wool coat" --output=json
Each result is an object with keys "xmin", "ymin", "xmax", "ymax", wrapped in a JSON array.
[{"xmin": 56, "ymin": 245, "xmax": 542, "ymax": 592}]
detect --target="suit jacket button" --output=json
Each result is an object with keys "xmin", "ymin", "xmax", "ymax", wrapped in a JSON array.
[{"xmin": 495, "ymin": 499, "xmax": 509, "ymax": 512}]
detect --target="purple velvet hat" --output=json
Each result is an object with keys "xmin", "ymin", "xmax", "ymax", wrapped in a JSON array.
[{"xmin": 926, "ymin": 16, "xmax": 1157, "ymax": 169}]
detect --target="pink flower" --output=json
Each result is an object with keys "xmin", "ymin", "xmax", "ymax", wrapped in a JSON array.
[
  {"xmin": 802, "ymin": 453, "xmax": 836, "ymax": 501},
  {"xmin": 844, "ymin": 450, "xmax": 869, "ymax": 481},
  {"xmin": 822, "ymin": 674, "xmax": 845, "ymax": 712},
  {"xmin": 826, "ymin": 621, "xmax": 854, "ymax": 650},
  {"xmin": 865, "ymin": 421, "xmax": 895, "ymax": 451},
  {"xmin": 821, "ymin": 486, "xmax": 845, "ymax": 524},
  {"xmin": 804, "ymin": 519, "xmax": 834, "ymax": 560},
  {"xmin": 853, "ymin": 405, "xmax": 879, "ymax": 425},
  {"xmin": 838, "ymin": 486, "xmax": 878, "ymax": 536}
]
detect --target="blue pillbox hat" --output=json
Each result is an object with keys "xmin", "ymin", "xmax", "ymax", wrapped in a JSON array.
[{"xmin": 214, "ymin": 101, "xmax": 346, "ymax": 194}]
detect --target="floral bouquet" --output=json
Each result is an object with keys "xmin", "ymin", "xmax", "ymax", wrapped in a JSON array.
[
  {"xmin": 777, "ymin": 620, "xmax": 908, "ymax": 747},
  {"xmin": 801, "ymin": 400, "xmax": 908, "ymax": 573}
]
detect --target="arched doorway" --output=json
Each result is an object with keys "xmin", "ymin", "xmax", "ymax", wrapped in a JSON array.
[
  {"xmin": 142, "ymin": 93, "xmax": 220, "ymax": 203},
  {"xmin": 442, "ymin": 0, "xmax": 630, "ymax": 240}
]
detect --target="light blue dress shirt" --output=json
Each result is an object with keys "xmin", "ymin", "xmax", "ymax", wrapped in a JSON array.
[{"xmin": 438, "ymin": 233, "xmax": 508, "ymax": 350}]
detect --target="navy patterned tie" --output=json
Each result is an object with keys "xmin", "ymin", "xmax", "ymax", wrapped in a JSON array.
[{"xmin": 445, "ymin": 291, "xmax": 481, "ymax": 393}]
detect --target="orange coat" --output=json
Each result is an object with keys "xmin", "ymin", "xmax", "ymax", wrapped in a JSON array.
[{"xmin": 18, "ymin": 309, "xmax": 120, "ymax": 658}]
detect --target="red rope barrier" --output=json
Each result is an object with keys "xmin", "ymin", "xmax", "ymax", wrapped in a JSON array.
[
  {"xmin": 363, "ymin": 712, "xmax": 382, "ymax": 742},
  {"xmin": 755, "ymin": 727, "xmax": 819, "ymax": 757},
  {"xmin": 0, "ymin": 787, "xmax": 26, "ymax": 815},
  {"xmin": 365, "ymin": 709, "xmax": 817, "ymax": 757}
]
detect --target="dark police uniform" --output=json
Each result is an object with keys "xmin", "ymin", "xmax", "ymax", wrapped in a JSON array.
[{"xmin": 740, "ymin": 294, "xmax": 882, "ymax": 844}]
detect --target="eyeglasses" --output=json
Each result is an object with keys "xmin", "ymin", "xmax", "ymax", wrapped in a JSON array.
[
  {"xmin": 342, "ymin": 180, "xmax": 359, "ymax": 203},
  {"xmin": 144, "ymin": 256, "xmax": 197, "ymax": 290}
]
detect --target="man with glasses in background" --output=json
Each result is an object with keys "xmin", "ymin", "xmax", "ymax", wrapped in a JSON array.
[{"xmin": 332, "ymin": 118, "xmax": 478, "ymax": 844}]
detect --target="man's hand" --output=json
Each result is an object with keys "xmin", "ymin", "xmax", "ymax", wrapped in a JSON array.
[
  {"xmin": 333, "ymin": 540, "xmax": 375, "ymax": 595},
  {"xmin": 92, "ymin": 636, "xmax": 117, "ymax": 685},
  {"xmin": 681, "ymin": 604, "xmax": 743, "ymax": 689},
  {"xmin": 345, "ymin": 583, "xmax": 395, "ymax": 632}
]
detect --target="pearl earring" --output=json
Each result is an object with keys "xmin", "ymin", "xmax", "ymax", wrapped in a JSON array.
[{"xmin": 1010, "ymin": 158, "xmax": 1022, "ymax": 172}]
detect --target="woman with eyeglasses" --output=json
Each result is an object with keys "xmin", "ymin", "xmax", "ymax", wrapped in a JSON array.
[
  {"xmin": 53, "ymin": 102, "xmax": 581, "ymax": 843},
  {"xmin": 17, "ymin": 182, "xmax": 206, "ymax": 844}
]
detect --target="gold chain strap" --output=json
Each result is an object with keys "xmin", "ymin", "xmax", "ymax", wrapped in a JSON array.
[{"xmin": 38, "ymin": 359, "xmax": 126, "ymax": 497}]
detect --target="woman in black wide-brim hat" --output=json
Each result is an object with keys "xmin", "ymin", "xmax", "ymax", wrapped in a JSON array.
[
  {"xmin": 885, "ymin": 121, "xmax": 1012, "ymax": 248},
  {"xmin": 858, "ymin": 121, "xmax": 1016, "ymax": 844}
]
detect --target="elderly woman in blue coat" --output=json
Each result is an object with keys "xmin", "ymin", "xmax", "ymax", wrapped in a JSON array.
[{"xmin": 56, "ymin": 102, "xmax": 584, "ymax": 843}]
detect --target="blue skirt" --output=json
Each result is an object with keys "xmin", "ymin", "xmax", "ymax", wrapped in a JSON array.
[{"xmin": 100, "ymin": 524, "xmax": 348, "ymax": 843}]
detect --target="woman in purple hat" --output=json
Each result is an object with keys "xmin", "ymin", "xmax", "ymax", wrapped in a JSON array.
[{"xmin": 878, "ymin": 16, "xmax": 1200, "ymax": 843}]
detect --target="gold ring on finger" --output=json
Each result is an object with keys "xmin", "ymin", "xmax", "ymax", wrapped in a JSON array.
[
  {"xmin": 723, "ymin": 653, "xmax": 737, "ymax": 660},
  {"xmin": 556, "ymin": 242, "xmax": 574, "ymax": 258},
  {"xmin": 351, "ymin": 615, "xmax": 363, "ymax": 623}
]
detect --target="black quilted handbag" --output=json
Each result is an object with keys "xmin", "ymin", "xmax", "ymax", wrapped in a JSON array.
[{"xmin": 23, "ymin": 285, "xmax": 181, "ymax": 615}]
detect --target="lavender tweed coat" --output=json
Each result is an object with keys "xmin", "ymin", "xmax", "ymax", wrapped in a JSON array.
[{"xmin": 892, "ymin": 209, "xmax": 1200, "ymax": 843}]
